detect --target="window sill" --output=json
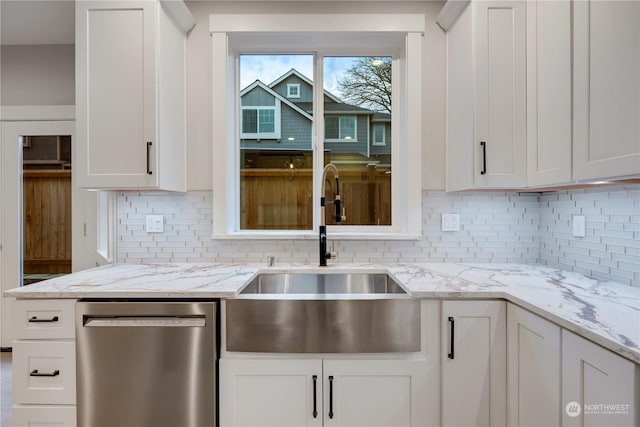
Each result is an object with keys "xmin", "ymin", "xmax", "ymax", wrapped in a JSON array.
[{"xmin": 211, "ymin": 231, "xmax": 422, "ymax": 241}]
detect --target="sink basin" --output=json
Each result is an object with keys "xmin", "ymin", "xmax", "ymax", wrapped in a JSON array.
[
  {"xmin": 227, "ymin": 272, "xmax": 420, "ymax": 353},
  {"xmin": 240, "ymin": 273, "xmax": 407, "ymax": 295}
]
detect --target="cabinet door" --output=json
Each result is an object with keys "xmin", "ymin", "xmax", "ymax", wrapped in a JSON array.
[
  {"xmin": 322, "ymin": 359, "xmax": 429, "ymax": 427},
  {"xmin": 442, "ymin": 300, "xmax": 506, "ymax": 427},
  {"xmin": 562, "ymin": 330, "xmax": 637, "ymax": 427},
  {"xmin": 474, "ymin": 0, "xmax": 527, "ymax": 188},
  {"xmin": 507, "ymin": 304, "xmax": 561, "ymax": 427},
  {"xmin": 526, "ymin": 0, "xmax": 572, "ymax": 187},
  {"xmin": 76, "ymin": 1, "xmax": 158, "ymax": 189},
  {"xmin": 220, "ymin": 359, "xmax": 322, "ymax": 427},
  {"xmin": 573, "ymin": 0, "xmax": 640, "ymax": 180}
]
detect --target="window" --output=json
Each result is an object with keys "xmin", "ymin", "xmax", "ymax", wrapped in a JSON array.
[
  {"xmin": 239, "ymin": 54, "xmax": 313, "ymax": 230},
  {"xmin": 241, "ymin": 107, "xmax": 276, "ymax": 136},
  {"xmin": 372, "ymin": 124, "xmax": 386, "ymax": 146},
  {"xmin": 287, "ymin": 83, "xmax": 300, "ymax": 98},
  {"xmin": 325, "ymin": 116, "xmax": 357, "ymax": 142},
  {"xmin": 211, "ymin": 13, "xmax": 424, "ymax": 238}
]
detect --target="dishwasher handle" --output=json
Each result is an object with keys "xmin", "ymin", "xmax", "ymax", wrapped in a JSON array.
[{"xmin": 83, "ymin": 315, "xmax": 206, "ymax": 328}]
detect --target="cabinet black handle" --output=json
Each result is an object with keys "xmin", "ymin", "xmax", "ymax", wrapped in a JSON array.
[
  {"xmin": 448, "ymin": 316, "xmax": 455, "ymax": 359},
  {"xmin": 312, "ymin": 375, "xmax": 318, "ymax": 418},
  {"xmin": 28, "ymin": 316, "xmax": 59, "ymax": 323},
  {"xmin": 146, "ymin": 141, "xmax": 153, "ymax": 175},
  {"xmin": 328, "ymin": 375, "xmax": 334, "ymax": 419},
  {"xmin": 480, "ymin": 141, "xmax": 487, "ymax": 175},
  {"xmin": 30, "ymin": 369, "xmax": 60, "ymax": 377}
]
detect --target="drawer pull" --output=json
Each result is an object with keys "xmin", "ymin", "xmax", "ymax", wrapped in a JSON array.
[
  {"xmin": 28, "ymin": 316, "xmax": 59, "ymax": 323},
  {"xmin": 30, "ymin": 369, "xmax": 60, "ymax": 377}
]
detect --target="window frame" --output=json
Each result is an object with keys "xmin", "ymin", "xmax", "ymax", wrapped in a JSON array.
[
  {"xmin": 210, "ymin": 13, "xmax": 424, "ymax": 239},
  {"xmin": 287, "ymin": 83, "xmax": 301, "ymax": 98}
]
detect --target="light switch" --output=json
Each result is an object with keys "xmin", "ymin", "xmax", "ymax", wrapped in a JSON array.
[
  {"xmin": 145, "ymin": 215, "xmax": 164, "ymax": 233},
  {"xmin": 441, "ymin": 213, "xmax": 460, "ymax": 232},
  {"xmin": 572, "ymin": 215, "xmax": 586, "ymax": 237}
]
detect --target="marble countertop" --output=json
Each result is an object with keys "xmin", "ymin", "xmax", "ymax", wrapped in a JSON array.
[{"xmin": 4, "ymin": 262, "xmax": 639, "ymax": 363}]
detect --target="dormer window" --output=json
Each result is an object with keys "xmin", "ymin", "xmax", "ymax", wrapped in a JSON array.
[{"xmin": 287, "ymin": 84, "xmax": 300, "ymax": 98}]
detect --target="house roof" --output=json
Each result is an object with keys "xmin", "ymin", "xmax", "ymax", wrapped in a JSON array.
[
  {"xmin": 268, "ymin": 68, "xmax": 343, "ymax": 103},
  {"xmin": 241, "ymin": 68, "xmax": 388, "ymax": 121},
  {"xmin": 294, "ymin": 102, "xmax": 378, "ymax": 115}
]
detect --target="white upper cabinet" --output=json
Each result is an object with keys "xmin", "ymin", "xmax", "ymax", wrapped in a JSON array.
[
  {"xmin": 526, "ymin": 0, "xmax": 572, "ymax": 187},
  {"xmin": 443, "ymin": 0, "xmax": 639, "ymax": 189},
  {"xmin": 573, "ymin": 0, "xmax": 640, "ymax": 181},
  {"xmin": 445, "ymin": 0, "xmax": 527, "ymax": 191},
  {"xmin": 76, "ymin": 1, "xmax": 193, "ymax": 191}
]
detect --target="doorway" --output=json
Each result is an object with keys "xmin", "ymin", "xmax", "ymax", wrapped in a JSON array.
[
  {"xmin": 22, "ymin": 134, "xmax": 72, "ymax": 284},
  {"xmin": 1, "ymin": 120, "xmax": 96, "ymax": 347}
]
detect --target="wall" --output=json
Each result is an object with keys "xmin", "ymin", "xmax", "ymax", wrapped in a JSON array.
[
  {"xmin": 184, "ymin": 0, "xmax": 446, "ymax": 191},
  {"xmin": 539, "ymin": 185, "xmax": 639, "ymax": 287},
  {"xmin": 116, "ymin": 185, "xmax": 640, "ymax": 287},
  {"xmin": 116, "ymin": 190, "xmax": 540, "ymax": 265},
  {"xmin": 0, "ymin": 44, "xmax": 75, "ymax": 106}
]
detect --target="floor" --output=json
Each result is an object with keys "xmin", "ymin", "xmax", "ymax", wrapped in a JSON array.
[{"xmin": 1, "ymin": 352, "xmax": 11, "ymax": 427}]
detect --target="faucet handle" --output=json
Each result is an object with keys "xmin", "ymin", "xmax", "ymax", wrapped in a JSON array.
[{"xmin": 340, "ymin": 207, "xmax": 347, "ymax": 222}]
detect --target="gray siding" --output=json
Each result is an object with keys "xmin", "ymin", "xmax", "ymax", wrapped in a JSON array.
[{"xmin": 242, "ymin": 86, "xmax": 275, "ymax": 106}]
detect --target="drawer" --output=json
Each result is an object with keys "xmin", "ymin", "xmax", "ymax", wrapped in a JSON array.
[
  {"xmin": 14, "ymin": 299, "xmax": 76, "ymax": 339},
  {"xmin": 12, "ymin": 405, "xmax": 76, "ymax": 427},
  {"xmin": 13, "ymin": 341, "xmax": 76, "ymax": 405}
]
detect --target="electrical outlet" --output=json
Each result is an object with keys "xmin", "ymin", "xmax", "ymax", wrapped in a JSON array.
[
  {"xmin": 145, "ymin": 215, "xmax": 164, "ymax": 233},
  {"xmin": 441, "ymin": 213, "xmax": 460, "ymax": 232},
  {"xmin": 572, "ymin": 215, "xmax": 586, "ymax": 237}
]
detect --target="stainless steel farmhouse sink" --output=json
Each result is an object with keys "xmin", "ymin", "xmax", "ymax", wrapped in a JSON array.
[
  {"xmin": 226, "ymin": 272, "xmax": 420, "ymax": 353},
  {"xmin": 240, "ymin": 272, "xmax": 408, "ymax": 295}
]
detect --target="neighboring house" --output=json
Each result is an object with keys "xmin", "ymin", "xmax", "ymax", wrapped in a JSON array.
[{"xmin": 239, "ymin": 69, "xmax": 391, "ymax": 166}]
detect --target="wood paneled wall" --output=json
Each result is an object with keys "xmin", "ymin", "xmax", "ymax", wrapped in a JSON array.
[{"xmin": 23, "ymin": 170, "xmax": 72, "ymax": 274}]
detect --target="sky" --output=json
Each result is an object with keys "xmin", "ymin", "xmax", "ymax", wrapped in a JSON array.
[{"xmin": 239, "ymin": 55, "xmax": 360, "ymax": 98}]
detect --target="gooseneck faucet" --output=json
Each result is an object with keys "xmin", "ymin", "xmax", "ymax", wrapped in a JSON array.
[{"xmin": 320, "ymin": 163, "xmax": 345, "ymax": 266}]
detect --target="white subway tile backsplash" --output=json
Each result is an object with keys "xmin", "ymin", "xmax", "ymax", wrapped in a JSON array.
[{"xmin": 116, "ymin": 185, "xmax": 640, "ymax": 287}]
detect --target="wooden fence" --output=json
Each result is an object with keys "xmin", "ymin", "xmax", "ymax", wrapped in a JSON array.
[
  {"xmin": 23, "ymin": 170, "xmax": 72, "ymax": 275},
  {"xmin": 240, "ymin": 167, "xmax": 391, "ymax": 230}
]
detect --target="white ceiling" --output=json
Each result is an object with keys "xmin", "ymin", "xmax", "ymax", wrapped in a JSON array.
[{"xmin": 1, "ymin": 0, "xmax": 75, "ymax": 46}]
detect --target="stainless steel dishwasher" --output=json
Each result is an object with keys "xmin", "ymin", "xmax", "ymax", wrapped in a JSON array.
[{"xmin": 76, "ymin": 300, "xmax": 217, "ymax": 427}]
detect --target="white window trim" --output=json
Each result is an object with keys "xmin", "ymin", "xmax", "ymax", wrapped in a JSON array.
[
  {"xmin": 287, "ymin": 83, "xmax": 301, "ymax": 98},
  {"xmin": 240, "ymin": 102, "xmax": 281, "ymax": 140},
  {"xmin": 372, "ymin": 123, "xmax": 386, "ymax": 146},
  {"xmin": 210, "ymin": 13, "xmax": 424, "ymax": 239},
  {"xmin": 325, "ymin": 116, "xmax": 358, "ymax": 143}
]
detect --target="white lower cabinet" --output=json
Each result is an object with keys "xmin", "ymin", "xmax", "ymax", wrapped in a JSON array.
[
  {"xmin": 220, "ymin": 359, "xmax": 321, "ymax": 427},
  {"xmin": 441, "ymin": 300, "xmax": 506, "ymax": 427},
  {"xmin": 507, "ymin": 303, "xmax": 561, "ymax": 427},
  {"xmin": 12, "ymin": 405, "xmax": 76, "ymax": 427},
  {"xmin": 220, "ymin": 358, "xmax": 429, "ymax": 427},
  {"xmin": 12, "ymin": 299, "xmax": 77, "ymax": 426},
  {"xmin": 562, "ymin": 330, "xmax": 638, "ymax": 427}
]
